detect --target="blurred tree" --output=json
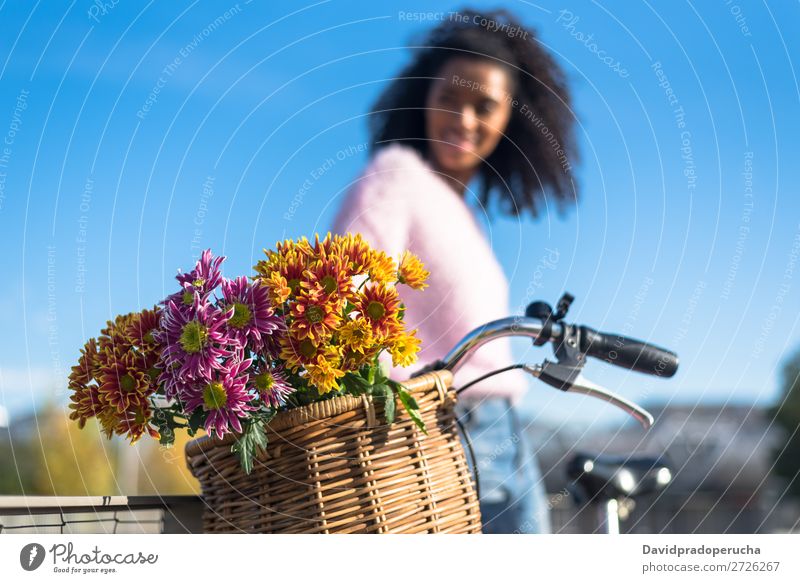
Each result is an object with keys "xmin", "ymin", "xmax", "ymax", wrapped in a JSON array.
[
  {"xmin": 0, "ymin": 428, "xmax": 32, "ymax": 494},
  {"xmin": 772, "ymin": 347, "xmax": 800, "ymax": 498},
  {"xmin": 0, "ymin": 406, "xmax": 200, "ymax": 496},
  {"xmin": 134, "ymin": 431, "xmax": 199, "ymax": 495},
  {"xmin": 28, "ymin": 405, "xmax": 119, "ymax": 495},
  {"xmin": 0, "ymin": 405, "xmax": 119, "ymax": 495}
]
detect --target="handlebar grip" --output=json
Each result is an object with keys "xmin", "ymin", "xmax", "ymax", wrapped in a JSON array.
[{"xmin": 578, "ymin": 326, "xmax": 679, "ymax": 377}]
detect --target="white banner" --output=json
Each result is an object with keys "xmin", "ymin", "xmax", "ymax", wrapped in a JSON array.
[{"xmin": 0, "ymin": 534, "xmax": 798, "ymax": 582}]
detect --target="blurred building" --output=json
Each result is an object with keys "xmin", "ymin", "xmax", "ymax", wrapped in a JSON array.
[{"xmin": 528, "ymin": 402, "xmax": 800, "ymax": 533}]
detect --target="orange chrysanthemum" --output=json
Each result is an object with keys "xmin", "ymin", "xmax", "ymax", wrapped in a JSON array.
[
  {"xmin": 97, "ymin": 313, "xmax": 135, "ymax": 355},
  {"xmin": 279, "ymin": 333, "xmax": 340, "ymax": 372},
  {"xmin": 290, "ymin": 290, "xmax": 341, "ymax": 342},
  {"xmin": 309, "ymin": 232, "xmax": 336, "ymax": 262},
  {"xmin": 300, "ymin": 256, "xmax": 353, "ymax": 308},
  {"xmin": 96, "ymin": 349, "xmax": 155, "ymax": 414},
  {"xmin": 255, "ymin": 245, "xmax": 308, "ymax": 301},
  {"xmin": 70, "ymin": 337, "xmax": 99, "ymax": 386},
  {"xmin": 67, "ymin": 380, "xmax": 103, "ymax": 429},
  {"xmin": 115, "ymin": 403, "xmax": 160, "ymax": 443},
  {"xmin": 333, "ymin": 232, "xmax": 373, "ymax": 277},
  {"xmin": 125, "ymin": 306, "xmax": 160, "ymax": 348},
  {"xmin": 357, "ymin": 283, "xmax": 401, "ymax": 338}
]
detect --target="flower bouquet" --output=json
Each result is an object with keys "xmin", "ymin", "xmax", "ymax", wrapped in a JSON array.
[{"xmin": 67, "ymin": 233, "xmax": 431, "ymax": 473}]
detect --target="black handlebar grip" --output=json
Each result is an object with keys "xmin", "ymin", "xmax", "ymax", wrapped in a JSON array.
[{"xmin": 578, "ymin": 325, "xmax": 679, "ymax": 377}]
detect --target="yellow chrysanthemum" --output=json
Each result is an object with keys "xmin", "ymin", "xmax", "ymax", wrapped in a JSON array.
[
  {"xmin": 397, "ymin": 251, "xmax": 429, "ymax": 290},
  {"xmin": 367, "ymin": 250, "xmax": 396, "ymax": 285},
  {"xmin": 338, "ymin": 317, "xmax": 374, "ymax": 354},
  {"xmin": 389, "ymin": 330, "xmax": 421, "ymax": 367},
  {"xmin": 340, "ymin": 348, "xmax": 377, "ymax": 372},
  {"xmin": 263, "ymin": 271, "xmax": 291, "ymax": 307},
  {"xmin": 305, "ymin": 354, "xmax": 345, "ymax": 394}
]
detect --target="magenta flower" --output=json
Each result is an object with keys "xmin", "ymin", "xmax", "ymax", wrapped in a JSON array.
[
  {"xmin": 168, "ymin": 249, "xmax": 226, "ymax": 308},
  {"xmin": 156, "ymin": 294, "xmax": 234, "ymax": 386},
  {"xmin": 221, "ymin": 276, "xmax": 284, "ymax": 353},
  {"xmin": 252, "ymin": 364, "xmax": 294, "ymax": 408},
  {"xmin": 183, "ymin": 357, "xmax": 256, "ymax": 439}
]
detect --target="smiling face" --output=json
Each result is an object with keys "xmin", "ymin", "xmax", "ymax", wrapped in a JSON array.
[{"xmin": 425, "ymin": 57, "xmax": 514, "ymax": 181}]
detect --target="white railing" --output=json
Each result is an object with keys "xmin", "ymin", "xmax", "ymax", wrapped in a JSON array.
[{"xmin": 0, "ymin": 495, "xmax": 203, "ymax": 534}]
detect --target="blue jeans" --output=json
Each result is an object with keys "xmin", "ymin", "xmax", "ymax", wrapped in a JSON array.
[{"xmin": 457, "ymin": 398, "xmax": 551, "ymax": 534}]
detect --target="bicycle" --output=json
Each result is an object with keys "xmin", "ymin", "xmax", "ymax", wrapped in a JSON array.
[{"xmin": 420, "ymin": 292, "xmax": 678, "ymax": 534}]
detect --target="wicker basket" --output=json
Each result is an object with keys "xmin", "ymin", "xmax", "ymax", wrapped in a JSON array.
[{"xmin": 185, "ymin": 370, "xmax": 482, "ymax": 533}]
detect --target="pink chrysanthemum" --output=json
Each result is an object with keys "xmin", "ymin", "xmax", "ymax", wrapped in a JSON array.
[
  {"xmin": 221, "ymin": 276, "xmax": 284, "ymax": 353},
  {"xmin": 168, "ymin": 249, "xmax": 226, "ymax": 308},
  {"xmin": 251, "ymin": 364, "xmax": 294, "ymax": 408},
  {"xmin": 182, "ymin": 357, "xmax": 256, "ymax": 439},
  {"xmin": 155, "ymin": 294, "xmax": 235, "ymax": 393}
]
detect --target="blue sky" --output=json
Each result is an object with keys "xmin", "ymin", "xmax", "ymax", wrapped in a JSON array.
[{"xmin": 0, "ymin": 0, "xmax": 798, "ymax": 428}]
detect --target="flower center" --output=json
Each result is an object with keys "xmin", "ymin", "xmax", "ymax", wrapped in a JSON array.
[
  {"xmin": 254, "ymin": 372, "xmax": 275, "ymax": 393},
  {"xmin": 203, "ymin": 381, "xmax": 227, "ymax": 410},
  {"xmin": 299, "ymin": 339, "xmax": 317, "ymax": 358},
  {"xmin": 367, "ymin": 301, "xmax": 385, "ymax": 320},
  {"xmin": 287, "ymin": 278, "xmax": 300, "ymax": 293},
  {"xmin": 182, "ymin": 290, "xmax": 194, "ymax": 306},
  {"xmin": 306, "ymin": 305, "xmax": 324, "ymax": 324},
  {"xmin": 192, "ymin": 278, "xmax": 205, "ymax": 289},
  {"xmin": 321, "ymin": 275, "xmax": 337, "ymax": 294},
  {"xmin": 179, "ymin": 320, "xmax": 208, "ymax": 354},
  {"xmin": 120, "ymin": 374, "xmax": 137, "ymax": 393},
  {"xmin": 228, "ymin": 302, "xmax": 252, "ymax": 329}
]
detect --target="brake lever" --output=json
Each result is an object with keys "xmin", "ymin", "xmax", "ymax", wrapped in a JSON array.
[
  {"xmin": 522, "ymin": 323, "xmax": 655, "ymax": 429},
  {"xmin": 523, "ymin": 363, "xmax": 654, "ymax": 429}
]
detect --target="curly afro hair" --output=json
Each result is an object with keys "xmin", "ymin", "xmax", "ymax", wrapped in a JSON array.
[{"xmin": 369, "ymin": 8, "xmax": 579, "ymax": 217}]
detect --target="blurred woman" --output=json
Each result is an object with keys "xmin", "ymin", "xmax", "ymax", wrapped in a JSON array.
[{"xmin": 333, "ymin": 9, "xmax": 579, "ymax": 533}]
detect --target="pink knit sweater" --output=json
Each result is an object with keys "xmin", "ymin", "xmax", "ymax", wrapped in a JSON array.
[{"xmin": 332, "ymin": 144, "xmax": 528, "ymax": 402}]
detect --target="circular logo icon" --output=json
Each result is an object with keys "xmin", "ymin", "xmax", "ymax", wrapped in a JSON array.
[{"xmin": 19, "ymin": 543, "xmax": 46, "ymax": 571}]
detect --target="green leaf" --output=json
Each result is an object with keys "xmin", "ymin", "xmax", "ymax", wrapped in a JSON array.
[
  {"xmin": 158, "ymin": 426, "xmax": 175, "ymax": 447},
  {"xmin": 188, "ymin": 408, "xmax": 205, "ymax": 436},
  {"xmin": 231, "ymin": 419, "xmax": 269, "ymax": 475},
  {"xmin": 341, "ymin": 372, "xmax": 372, "ymax": 396},
  {"xmin": 396, "ymin": 387, "xmax": 427, "ymax": 435},
  {"xmin": 371, "ymin": 383, "xmax": 395, "ymax": 424}
]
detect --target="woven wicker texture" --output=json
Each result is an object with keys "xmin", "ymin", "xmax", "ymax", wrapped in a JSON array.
[{"xmin": 185, "ymin": 370, "xmax": 482, "ymax": 533}]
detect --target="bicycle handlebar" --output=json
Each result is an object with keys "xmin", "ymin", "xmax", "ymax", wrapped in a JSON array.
[
  {"xmin": 440, "ymin": 316, "xmax": 678, "ymax": 378},
  {"xmin": 578, "ymin": 326, "xmax": 679, "ymax": 378},
  {"xmin": 440, "ymin": 317, "xmax": 561, "ymax": 373}
]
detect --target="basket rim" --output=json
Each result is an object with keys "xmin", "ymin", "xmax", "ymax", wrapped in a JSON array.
[{"xmin": 184, "ymin": 369, "xmax": 453, "ymax": 457}]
